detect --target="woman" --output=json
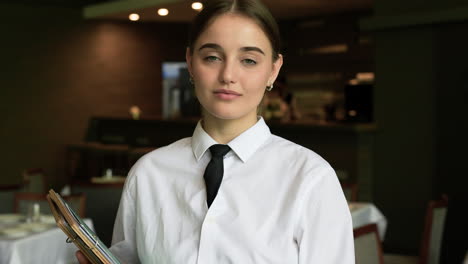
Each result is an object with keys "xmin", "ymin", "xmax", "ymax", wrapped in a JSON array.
[{"xmin": 78, "ymin": 0, "xmax": 354, "ymax": 263}]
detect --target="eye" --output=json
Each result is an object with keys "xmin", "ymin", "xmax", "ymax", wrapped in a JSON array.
[
  {"xmin": 204, "ymin": 56, "xmax": 221, "ymax": 62},
  {"xmin": 242, "ymin": 58, "xmax": 257, "ymax": 65}
]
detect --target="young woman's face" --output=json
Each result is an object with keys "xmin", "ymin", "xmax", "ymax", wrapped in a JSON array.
[{"xmin": 186, "ymin": 13, "xmax": 282, "ymax": 122}]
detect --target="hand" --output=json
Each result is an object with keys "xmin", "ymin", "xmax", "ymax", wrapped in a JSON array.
[{"xmin": 76, "ymin": 250, "xmax": 91, "ymax": 264}]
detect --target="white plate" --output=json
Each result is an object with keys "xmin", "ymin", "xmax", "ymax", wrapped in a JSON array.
[
  {"xmin": 0, "ymin": 214, "xmax": 24, "ymax": 223},
  {"xmin": 0, "ymin": 227, "xmax": 30, "ymax": 238},
  {"xmin": 18, "ymin": 223, "xmax": 52, "ymax": 232},
  {"xmin": 40, "ymin": 215, "xmax": 56, "ymax": 225}
]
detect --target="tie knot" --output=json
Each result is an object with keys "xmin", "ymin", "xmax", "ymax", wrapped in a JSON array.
[{"xmin": 209, "ymin": 144, "xmax": 231, "ymax": 158}]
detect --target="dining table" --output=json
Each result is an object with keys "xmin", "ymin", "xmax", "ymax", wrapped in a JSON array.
[
  {"xmin": 0, "ymin": 214, "xmax": 94, "ymax": 264},
  {"xmin": 349, "ymin": 202, "xmax": 387, "ymax": 240}
]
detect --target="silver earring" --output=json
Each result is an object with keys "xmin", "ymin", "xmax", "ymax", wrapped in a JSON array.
[
  {"xmin": 266, "ymin": 84, "xmax": 273, "ymax": 91},
  {"xmin": 189, "ymin": 76, "xmax": 194, "ymax": 85}
]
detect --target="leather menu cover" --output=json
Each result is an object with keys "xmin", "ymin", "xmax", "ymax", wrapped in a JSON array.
[{"xmin": 46, "ymin": 189, "xmax": 121, "ymax": 264}]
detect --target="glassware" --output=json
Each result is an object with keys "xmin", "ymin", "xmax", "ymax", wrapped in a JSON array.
[{"xmin": 26, "ymin": 202, "xmax": 41, "ymax": 223}]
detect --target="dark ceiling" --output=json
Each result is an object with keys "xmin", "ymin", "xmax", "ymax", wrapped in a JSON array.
[
  {"xmin": 0, "ymin": 0, "xmax": 111, "ymax": 7},
  {"xmin": 3, "ymin": 0, "xmax": 373, "ymax": 22}
]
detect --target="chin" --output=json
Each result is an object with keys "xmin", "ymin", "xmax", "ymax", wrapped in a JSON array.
[
  {"xmin": 203, "ymin": 108, "xmax": 245, "ymax": 121},
  {"xmin": 200, "ymin": 101, "xmax": 259, "ymax": 121},
  {"xmin": 209, "ymin": 112, "xmax": 241, "ymax": 120}
]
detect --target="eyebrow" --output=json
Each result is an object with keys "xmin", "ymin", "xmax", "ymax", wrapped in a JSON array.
[
  {"xmin": 198, "ymin": 43, "xmax": 265, "ymax": 55},
  {"xmin": 240, "ymin": 46, "xmax": 265, "ymax": 55},
  {"xmin": 198, "ymin": 43, "xmax": 222, "ymax": 51}
]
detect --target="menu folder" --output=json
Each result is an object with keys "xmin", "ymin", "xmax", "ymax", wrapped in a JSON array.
[{"xmin": 46, "ymin": 189, "xmax": 121, "ymax": 264}]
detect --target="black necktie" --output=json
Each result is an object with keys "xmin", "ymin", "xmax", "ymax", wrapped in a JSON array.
[{"xmin": 204, "ymin": 144, "xmax": 231, "ymax": 207}]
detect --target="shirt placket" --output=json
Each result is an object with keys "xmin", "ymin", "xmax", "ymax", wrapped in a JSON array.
[{"xmin": 196, "ymin": 154, "xmax": 232, "ymax": 263}]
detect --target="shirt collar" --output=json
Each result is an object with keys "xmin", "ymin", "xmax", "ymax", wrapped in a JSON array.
[{"xmin": 191, "ymin": 117, "xmax": 271, "ymax": 163}]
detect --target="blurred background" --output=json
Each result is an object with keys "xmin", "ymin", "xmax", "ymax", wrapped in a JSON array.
[{"xmin": 0, "ymin": 0, "xmax": 467, "ymax": 263}]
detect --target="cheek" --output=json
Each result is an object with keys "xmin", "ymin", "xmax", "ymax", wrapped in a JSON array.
[
  {"xmin": 193, "ymin": 64, "xmax": 216, "ymax": 88},
  {"xmin": 191, "ymin": 64, "xmax": 203, "ymax": 82},
  {"xmin": 243, "ymin": 82, "xmax": 267, "ymax": 108},
  {"xmin": 193, "ymin": 84, "xmax": 206, "ymax": 106},
  {"xmin": 248, "ymin": 83, "xmax": 266, "ymax": 98},
  {"xmin": 244, "ymin": 71, "xmax": 270, "ymax": 94}
]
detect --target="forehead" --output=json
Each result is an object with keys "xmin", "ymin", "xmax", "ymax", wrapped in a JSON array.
[{"xmin": 195, "ymin": 13, "xmax": 272, "ymax": 53}]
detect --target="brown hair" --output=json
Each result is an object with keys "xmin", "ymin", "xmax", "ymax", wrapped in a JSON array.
[{"xmin": 187, "ymin": 0, "xmax": 281, "ymax": 61}]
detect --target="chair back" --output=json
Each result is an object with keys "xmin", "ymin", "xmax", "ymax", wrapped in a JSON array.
[
  {"xmin": 354, "ymin": 223, "xmax": 384, "ymax": 264},
  {"xmin": 0, "ymin": 184, "xmax": 23, "ymax": 213},
  {"xmin": 14, "ymin": 192, "xmax": 52, "ymax": 216},
  {"xmin": 21, "ymin": 168, "xmax": 47, "ymax": 194},
  {"xmin": 419, "ymin": 198, "xmax": 449, "ymax": 264}
]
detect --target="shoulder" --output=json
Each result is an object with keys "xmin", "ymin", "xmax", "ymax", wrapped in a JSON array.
[
  {"xmin": 135, "ymin": 137, "xmax": 192, "ymax": 166},
  {"xmin": 120, "ymin": 137, "xmax": 193, "ymax": 199},
  {"xmin": 264, "ymin": 134, "xmax": 338, "ymax": 196},
  {"xmin": 125, "ymin": 137, "xmax": 192, "ymax": 181},
  {"xmin": 265, "ymin": 137, "xmax": 349, "ymax": 219},
  {"xmin": 267, "ymin": 134, "xmax": 333, "ymax": 172}
]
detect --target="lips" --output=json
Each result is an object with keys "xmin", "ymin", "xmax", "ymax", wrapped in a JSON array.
[
  {"xmin": 213, "ymin": 89, "xmax": 242, "ymax": 100},
  {"xmin": 214, "ymin": 89, "xmax": 241, "ymax": 96}
]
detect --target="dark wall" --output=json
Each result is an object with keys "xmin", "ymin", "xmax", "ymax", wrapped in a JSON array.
[
  {"xmin": 373, "ymin": 26, "xmax": 436, "ymax": 254},
  {"xmin": 368, "ymin": 0, "xmax": 468, "ymax": 254},
  {"xmin": 434, "ymin": 22, "xmax": 468, "ymax": 207},
  {"xmin": 0, "ymin": 3, "xmax": 188, "ymax": 187},
  {"xmin": 435, "ymin": 22, "xmax": 468, "ymax": 264}
]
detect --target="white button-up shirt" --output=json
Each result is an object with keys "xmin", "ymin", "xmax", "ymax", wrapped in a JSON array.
[{"xmin": 110, "ymin": 118, "xmax": 354, "ymax": 263}]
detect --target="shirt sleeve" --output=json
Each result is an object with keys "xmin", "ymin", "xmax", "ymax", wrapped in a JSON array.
[
  {"xmin": 294, "ymin": 165, "xmax": 355, "ymax": 264},
  {"xmin": 109, "ymin": 170, "xmax": 140, "ymax": 263}
]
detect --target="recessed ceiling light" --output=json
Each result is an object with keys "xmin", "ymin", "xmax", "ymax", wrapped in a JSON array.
[
  {"xmin": 158, "ymin": 8, "xmax": 169, "ymax": 16},
  {"xmin": 192, "ymin": 2, "xmax": 203, "ymax": 11},
  {"xmin": 129, "ymin": 13, "xmax": 140, "ymax": 21}
]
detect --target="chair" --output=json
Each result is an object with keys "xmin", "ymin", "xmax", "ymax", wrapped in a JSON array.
[
  {"xmin": 0, "ymin": 183, "xmax": 23, "ymax": 213},
  {"xmin": 354, "ymin": 223, "xmax": 385, "ymax": 264},
  {"xmin": 14, "ymin": 192, "xmax": 87, "ymax": 218},
  {"xmin": 342, "ymin": 182, "xmax": 358, "ymax": 201},
  {"xmin": 383, "ymin": 196, "xmax": 449, "ymax": 264},
  {"xmin": 21, "ymin": 168, "xmax": 47, "ymax": 194},
  {"xmin": 14, "ymin": 192, "xmax": 52, "ymax": 216},
  {"xmin": 71, "ymin": 184, "xmax": 123, "ymax": 246},
  {"xmin": 418, "ymin": 197, "xmax": 448, "ymax": 264}
]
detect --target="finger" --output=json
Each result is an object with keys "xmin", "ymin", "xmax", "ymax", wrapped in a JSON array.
[{"xmin": 76, "ymin": 250, "xmax": 90, "ymax": 264}]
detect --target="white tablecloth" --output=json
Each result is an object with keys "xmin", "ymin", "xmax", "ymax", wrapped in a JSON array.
[
  {"xmin": 0, "ymin": 216, "xmax": 94, "ymax": 264},
  {"xmin": 350, "ymin": 202, "xmax": 387, "ymax": 240}
]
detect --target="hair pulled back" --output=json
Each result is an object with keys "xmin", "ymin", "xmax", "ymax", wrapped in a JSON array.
[{"xmin": 188, "ymin": 0, "xmax": 281, "ymax": 61}]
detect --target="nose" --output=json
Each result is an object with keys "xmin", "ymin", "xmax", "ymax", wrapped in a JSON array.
[{"xmin": 219, "ymin": 58, "xmax": 238, "ymax": 85}]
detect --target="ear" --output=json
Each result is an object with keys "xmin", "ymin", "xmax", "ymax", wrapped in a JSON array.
[
  {"xmin": 185, "ymin": 47, "xmax": 193, "ymax": 76},
  {"xmin": 268, "ymin": 54, "xmax": 283, "ymax": 85}
]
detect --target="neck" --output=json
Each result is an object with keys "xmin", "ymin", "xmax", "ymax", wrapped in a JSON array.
[{"xmin": 202, "ymin": 113, "xmax": 258, "ymax": 144}]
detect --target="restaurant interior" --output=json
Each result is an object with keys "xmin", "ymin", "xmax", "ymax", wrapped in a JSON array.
[{"xmin": 1, "ymin": 0, "xmax": 467, "ymax": 263}]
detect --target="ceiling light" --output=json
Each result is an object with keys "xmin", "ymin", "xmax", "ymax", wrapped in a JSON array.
[
  {"xmin": 158, "ymin": 8, "xmax": 169, "ymax": 16},
  {"xmin": 128, "ymin": 13, "xmax": 140, "ymax": 21},
  {"xmin": 192, "ymin": 2, "xmax": 203, "ymax": 11}
]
